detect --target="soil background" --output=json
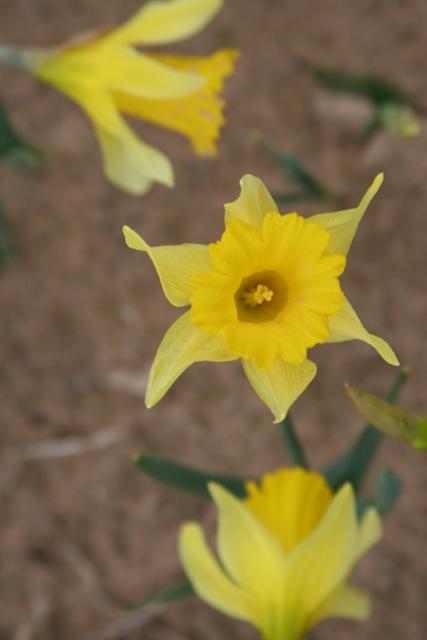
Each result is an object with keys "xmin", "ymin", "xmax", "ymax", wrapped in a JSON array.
[{"xmin": 1, "ymin": 1, "xmax": 427, "ymax": 639}]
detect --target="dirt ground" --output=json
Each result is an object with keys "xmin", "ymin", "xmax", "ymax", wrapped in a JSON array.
[{"xmin": 1, "ymin": 0, "xmax": 427, "ymax": 638}]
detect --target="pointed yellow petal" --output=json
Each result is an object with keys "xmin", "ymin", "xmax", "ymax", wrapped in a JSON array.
[
  {"xmin": 285, "ymin": 484, "xmax": 358, "ymax": 617},
  {"xmin": 94, "ymin": 119, "xmax": 172, "ymax": 194},
  {"xmin": 327, "ymin": 296, "xmax": 399, "ymax": 366},
  {"xmin": 146, "ymin": 312, "xmax": 235, "ymax": 407},
  {"xmin": 72, "ymin": 88, "xmax": 173, "ymax": 193},
  {"xmin": 209, "ymin": 483, "xmax": 286, "ymax": 595},
  {"xmin": 309, "ymin": 174, "xmax": 383, "ymax": 256},
  {"xmin": 179, "ymin": 523, "xmax": 254, "ymax": 623},
  {"xmin": 106, "ymin": 0, "xmax": 222, "ymax": 46},
  {"xmin": 309, "ymin": 585, "xmax": 371, "ymax": 628},
  {"xmin": 123, "ymin": 226, "xmax": 211, "ymax": 307},
  {"xmin": 224, "ymin": 175, "xmax": 278, "ymax": 228},
  {"xmin": 242, "ymin": 358, "xmax": 317, "ymax": 423},
  {"xmin": 357, "ymin": 508, "xmax": 382, "ymax": 560},
  {"xmin": 100, "ymin": 48, "xmax": 204, "ymax": 98}
]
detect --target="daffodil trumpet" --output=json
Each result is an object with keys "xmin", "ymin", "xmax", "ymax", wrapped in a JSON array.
[
  {"xmin": 124, "ymin": 173, "xmax": 398, "ymax": 422},
  {"xmin": 179, "ymin": 468, "xmax": 383, "ymax": 640},
  {"xmin": 0, "ymin": 0, "xmax": 238, "ymax": 194}
]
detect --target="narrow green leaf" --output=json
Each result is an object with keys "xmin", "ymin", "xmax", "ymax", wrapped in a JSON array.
[
  {"xmin": 0, "ymin": 205, "xmax": 17, "ymax": 265},
  {"xmin": 310, "ymin": 65, "xmax": 408, "ymax": 106},
  {"xmin": 373, "ymin": 469, "xmax": 402, "ymax": 516},
  {"xmin": 255, "ymin": 134, "xmax": 331, "ymax": 203},
  {"xmin": 0, "ymin": 100, "xmax": 44, "ymax": 170},
  {"xmin": 323, "ymin": 368, "xmax": 411, "ymax": 491},
  {"xmin": 346, "ymin": 383, "xmax": 427, "ymax": 451},
  {"xmin": 357, "ymin": 469, "xmax": 402, "ymax": 518},
  {"xmin": 128, "ymin": 580, "xmax": 195, "ymax": 611},
  {"xmin": 134, "ymin": 452, "xmax": 249, "ymax": 499},
  {"xmin": 360, "ymin": 112, "xmax": 383, "ymax": 141}
]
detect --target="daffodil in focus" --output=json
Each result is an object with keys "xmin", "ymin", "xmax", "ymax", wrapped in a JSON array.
[
  {"xmin": 123, "ymin": 173, "xmax": 398, "ymax": 421},
  {"xmin": 180, "ymin": 468, "xmax": 382, "ymax": 640},
  {"xmin": 0, "ymin": 0, "xmax": 237, "ymax": 194}
]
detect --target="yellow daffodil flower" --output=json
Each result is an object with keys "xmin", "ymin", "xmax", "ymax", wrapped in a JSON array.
[
  {"xmin": 123, "ymin": 173, "xmax": 398, "ymax": 421},
  {"xmin": 0, "ymin": 0, "xmax": 237, "ymax": 194},
  {"xmin": 180, "ymin": 468, "xmax": 382, "ymax": 640}
]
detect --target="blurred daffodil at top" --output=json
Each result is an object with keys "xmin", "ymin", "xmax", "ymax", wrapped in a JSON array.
[
  {"xmin": 180, "ymin": 468, "xmax": 382, "ymax": 640},
  {"xmin": 0, "ymin": 0, "xmax": 238, "ymax": 194},
  {"xmin": 123, "ymin": 173, "xmax": 398, "ymax": 422}
]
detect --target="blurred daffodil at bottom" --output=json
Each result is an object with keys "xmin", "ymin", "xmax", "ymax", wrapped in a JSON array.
[
  {"xmin": 0, "ymin": 0, "xmax": 237, "ymax": 194},
  {"xmin": 180, "ymin": 468, "xmax": 382, "ymax": 640}
]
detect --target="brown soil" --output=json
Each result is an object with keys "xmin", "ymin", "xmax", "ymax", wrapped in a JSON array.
[{"xmin": 1, "ymin": 0, "xmax": 427, "ymax": 638}]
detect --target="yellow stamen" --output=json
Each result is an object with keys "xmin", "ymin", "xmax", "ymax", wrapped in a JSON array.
[
  {"xmin": 254, "ymin": 284, "xmax": 274, "ymax": 305},
  {"xmin": 240, "ymin": 283, "xmax": 274, "ymax": 307}
]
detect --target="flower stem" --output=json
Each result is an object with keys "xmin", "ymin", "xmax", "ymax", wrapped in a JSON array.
[{"xmin": 279, "ymin": 413, "xmax": 309, "ymax": 469}]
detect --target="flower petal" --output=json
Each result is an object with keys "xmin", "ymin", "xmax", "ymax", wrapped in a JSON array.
[
  {"xmin": 146, "ymin": 311, "xmax": 235, "ymax": 408},
  {"xmin": 123, "ymin": 226, "xmax": 211, "ymax": 307},
  {"xmin": 106, "ymin": 0, "xmax": 222, "ymax": 46},
  {"xmin": 309, "ymin": 585, "xmax": 371, "ymax": 628},
  {"xmin": 309, "ymin": 174, "xmax": 383, "ymax": 256},
  {"xmin": 210, "ymin": 483, "xmax": 286, "ymax": 589},
  {"xmin": 357, "ymin": 508, "xmax": 382, "ymax": 560},
  {"xmin": 224, "ymin": 175, "xmax": 278, "ymax": 228},
  {"xmin": 179, "ymin": 523, "xmax": 254, "ymax": 622},
  {"xmin": 101, "ymin": 48, "xmax": 204, "ymax": 98},
  {"xmin": 73, "ymin": 88, "xmax": 173, "ymax": 193},
  {"xmin": 285, "ymin": 484, "xmax": 358, "ymax": 617},
  {"xmin": 242, "ymin": 358, "xmax": 317, "ymax": 423},
  {"xmin": 327, "ymin": 296, "xmax": 399, "ymax": 366},
  {"xmin": 94, "ymin": 118, "xmax": 172, "ymax": 194}
]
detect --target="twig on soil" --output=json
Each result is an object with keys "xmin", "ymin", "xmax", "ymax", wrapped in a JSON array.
[
  {"xmin": 19, "ymin": 426, "xmax": 124, "ymax": 461},
  {"xmin": 13, "ymin": 594, "xmax": 50, "ymax": 640},
  {"xmin": 102, "ymin": 368, "xmax": 149, "ymax": 397}
]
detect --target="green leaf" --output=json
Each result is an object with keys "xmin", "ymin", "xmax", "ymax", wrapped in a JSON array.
[
  {"xmin": 323, "ymin": 368, "xmax": 411, "ymax": 491},
  {"xmin": 373, "ymin": 469, "xmax": 402, "ymax": 516},
  {"xmin": 357, "ymin": 469, "xmax": 402, "ymax": 518},
  {"xmin": 346, "ymin": 383, "xmax": 427, "ymax": 451},
  {"xmin": 310, "ymin": 65, "xmax": 409, "ymax": 106},
  {"xmin": 254, "ymin": 134, "xmax": 331, "ymax": 203},
  {"xmin": 0, "ymin": 205, "xmax": 17, "ymax": 265},
  {"xmin": 134, "ymin": 452, "xmax": 249, "ymax": 499},
  {"xmin": 128, "ymin": 580, "xmax": 195, "ymax": 611},
  {"xmin": 0, "ymin": 100, "xmax": 44, "ymax": 170}
]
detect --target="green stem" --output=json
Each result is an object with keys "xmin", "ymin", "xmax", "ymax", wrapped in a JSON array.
[
  {"xmin": 386, "ymin": 366, "xmax": 411, "ymax": 404},
  {"xmin": 279, "ymin": 413, "xmax": 309, "ymax": 469}
]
